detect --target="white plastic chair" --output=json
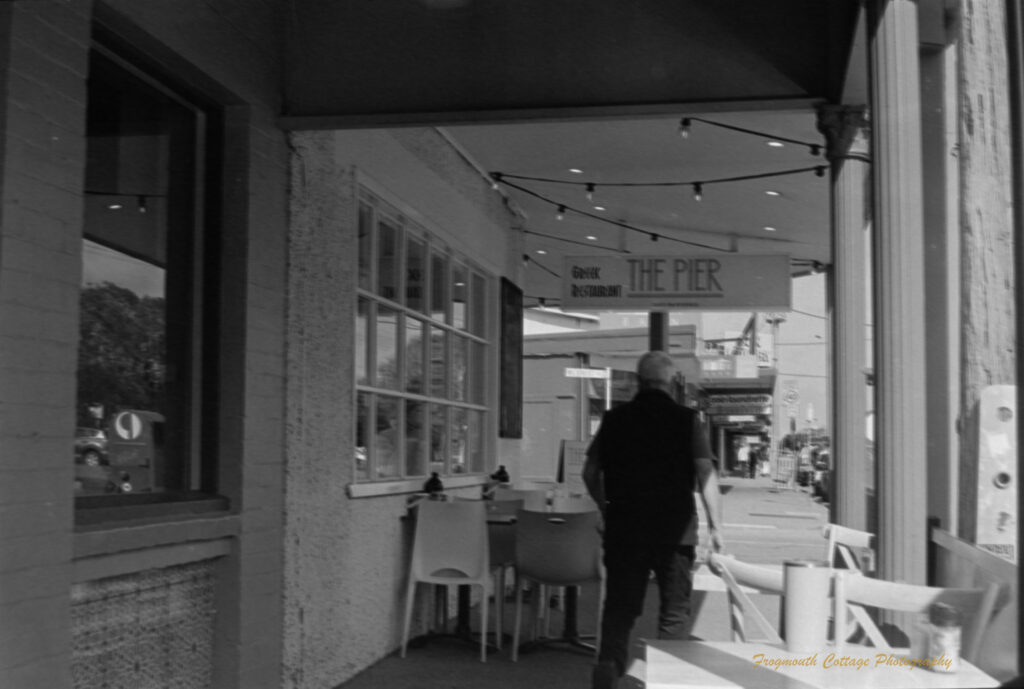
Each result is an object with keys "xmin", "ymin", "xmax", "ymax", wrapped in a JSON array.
[
  {"xmin": 511, "ymin": 509, "xmax": 604, "ymax": 661},
  {"xmin": 484, "ymin": 498, "xmax": 523, "ymax": 649},
  {"xmin": 549, "ymin": 494, "xmax": 598, "ymax": 513},
  {"xmin": 833, "ymin": 570, "xmax": 1003, "ymax": 663},
  {"xmin": 401, "ymin": 499, "xmax": 491, "ymax": 662},
  {"xmin": 708, "ymin": 552, "xmax": 784, "ymax": 643}
]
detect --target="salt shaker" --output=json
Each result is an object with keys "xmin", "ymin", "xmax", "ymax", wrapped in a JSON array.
[{"xmin": 926, "ymin": 602, "xmax": 962, "ymax": 673}]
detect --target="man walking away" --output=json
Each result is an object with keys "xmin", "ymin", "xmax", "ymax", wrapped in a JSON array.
[{"xmin": 583, "ymin": 351, "xmax": 724, "ymax": 689}]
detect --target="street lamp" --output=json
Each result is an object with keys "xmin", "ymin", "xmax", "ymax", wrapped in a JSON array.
[{"xmin": 764, "ymin": 313, "xmax": 787, "ymax": 470}]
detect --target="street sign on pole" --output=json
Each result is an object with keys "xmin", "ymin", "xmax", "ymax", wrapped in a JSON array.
[{"xmin": 564, "ymin": 367, "xmax": 610, "ymax": 379}]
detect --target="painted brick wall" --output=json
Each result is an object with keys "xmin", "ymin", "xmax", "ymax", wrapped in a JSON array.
[
  {"xmin": 0, "ymin": 2, "xmax": 91, "ymax": 687},
  {"xmin": 284, "ymin": 128, "xmax": 518, "ymax": 688}
]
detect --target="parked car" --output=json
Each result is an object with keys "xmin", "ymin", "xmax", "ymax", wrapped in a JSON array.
[
  {"xmin": 74, "ymin": 427, "xmax": 108, "ymax": 466},
  {"xmin": 812, "ymin": 449, "xmax": 831, "ymax": 500},
  {"xmin": 796, "ymin": 446, "xmax": 817, "ymax": 486}
]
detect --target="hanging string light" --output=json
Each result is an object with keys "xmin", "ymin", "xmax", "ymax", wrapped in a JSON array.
[
  {"xmin": 556, "ymin": 205, "xmax": 566, "ymax": 220},
  {"xmin": 492, "ymin": 164, "xmax": 824, "ymax": 197},
  {"xmin": 679, "ymin": 116, "xmax": 824, "ymax": 156},
  {"xmin": 692, "ymin": 183, "xmax": 703, "ymax": 202},
  {"xmin": 585, "ymin": 183, "xmax": 595, "ymax": 202}
]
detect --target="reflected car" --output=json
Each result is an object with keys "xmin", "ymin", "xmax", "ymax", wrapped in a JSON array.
[
  {"xmin": 812, "ymin": 450, "xmax": 831, "ymax": 499},
  {"xmin": 74, "ymin": 427, "xmax": 108, "ymax": 466},
  {"xmin": 796, "ymin": 447, "xmax": 817, "ymax": 486}
]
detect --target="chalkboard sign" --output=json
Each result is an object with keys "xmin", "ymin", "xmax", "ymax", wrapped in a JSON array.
[{"xmin": 499, "ymin": 277, "xmax": 523, "ymax": 438}]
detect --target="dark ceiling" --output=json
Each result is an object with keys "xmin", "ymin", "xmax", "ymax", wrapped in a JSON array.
[{"xmin": 282, "ymin": 0, "xmax": 861, "ymax": 127}]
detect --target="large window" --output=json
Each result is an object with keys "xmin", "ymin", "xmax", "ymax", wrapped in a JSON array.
[
  {"xmin": 355, "ymin": 193, "xmax": 491, "ymax": 482},
  {"xmin": 74, "ymin": 47, "xmax": 216, "ymax": 504}
]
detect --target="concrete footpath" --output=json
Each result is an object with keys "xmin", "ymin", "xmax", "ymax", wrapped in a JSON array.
[{"xmin": 336, "ymin": 477, "xmax": 829, "ymax": 689}]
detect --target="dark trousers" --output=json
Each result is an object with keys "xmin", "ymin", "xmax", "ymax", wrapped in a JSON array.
[{"xmin": 597, "ymin": 540, "xmax": 696, "ymax": 676}]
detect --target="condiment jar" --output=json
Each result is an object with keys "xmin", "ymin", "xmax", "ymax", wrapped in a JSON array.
[{"xmin": 926, "ymin": 602, "xmax": 961, "ymax": 673}]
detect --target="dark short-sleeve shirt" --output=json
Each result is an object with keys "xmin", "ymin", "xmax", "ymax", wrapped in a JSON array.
[{"xmin": 587, "ymin": 389, "xmax": 713, "ymax": 545}]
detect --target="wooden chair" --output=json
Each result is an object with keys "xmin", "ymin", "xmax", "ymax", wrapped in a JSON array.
[
  {"xmin": 832, "ymin": 569, "xmax": 1003, "ymax": 663},
  {"xmin": 511, "ymin": 509, "xmax": 604, "ymax": 661},
  {"xmin": 401, "ymin": 499, "xmax": 491, "ymax": 662},
  {"xmin": 708, "ymin": 552, "xmax": 784, "ymax": 643},
  {"xmin": 823, "ymin": 523, "xmax": 875, "ymax": 574}
]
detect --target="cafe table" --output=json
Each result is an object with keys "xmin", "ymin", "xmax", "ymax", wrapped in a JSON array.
[{"xmin": 633, "ymin": 640, "xmax": 1000, "ymax": 689}]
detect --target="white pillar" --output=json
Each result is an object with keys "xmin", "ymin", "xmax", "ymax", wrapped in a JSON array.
[
  {"xmin": 817, "ymin": 106, "xmax": 870, "ymax": 532},
  {"xmin": 867, "ymin": 0, "xmax": 928, "ymax": 584}
]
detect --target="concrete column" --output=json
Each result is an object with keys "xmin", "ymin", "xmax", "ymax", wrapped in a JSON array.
[
  {"xmin": 866, "ymin": 0, "xmax": 928, "ymax": 584},
  {"xmin": 817, "ymin": 106, "xmax": 870, "ymax": 532}
]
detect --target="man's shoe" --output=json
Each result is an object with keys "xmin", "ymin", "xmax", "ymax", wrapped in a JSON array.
[{"xmin": 591, "ymin": 660, "xmax": 619, "ymax": 689}]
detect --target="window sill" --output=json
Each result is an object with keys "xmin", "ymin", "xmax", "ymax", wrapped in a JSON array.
[
  {"xmin": 73, "ymin": 499, "xmax": 238, "ymax": 583},
  {"xmin": 75, "ymin": 491, "xmax": 230, "ymax": 529},
  {"xmin": 347, "ymin": 474, "xmax": 488, "ymax": 499}
]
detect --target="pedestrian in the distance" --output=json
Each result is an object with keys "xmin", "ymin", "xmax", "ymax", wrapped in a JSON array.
[{"xmin": 583, "ymin": 351, "xmax": 725, "ymax": 689}]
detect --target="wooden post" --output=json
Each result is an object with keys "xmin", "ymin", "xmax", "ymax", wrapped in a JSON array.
[{"xmin": 956, "ymin": 0, "xmax": 1018, "ymax": 548}]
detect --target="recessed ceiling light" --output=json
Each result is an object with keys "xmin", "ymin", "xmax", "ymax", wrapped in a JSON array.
[
  {"xmin": 765, "ymin": 190, "xmax": 781, "ymax": 197},
  {"xmin": 593, "ymin": 206, "xmax": 606, "ymax": 212},
  {"xmin": 569, "ymin": 168, "xmax": 584, "ymax": 174},
  {"xmin": 763, "ymin": 226, "xmax": 777, "ymax": 232},
  {"xmin": 536, "ymin": 249, "xmax": 547, "ymax": 254},
  {"xmin": 586, "ymin": 235, "xmax": 598, "ymax": 241},
  {"xmin": 767, "ymin": 141, "xmax": 784, "ymax": 148}
]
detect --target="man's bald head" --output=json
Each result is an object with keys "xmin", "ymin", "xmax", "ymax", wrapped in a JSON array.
[{"xmin": 637, "ymin": 351, "xmax": 676, "ymax": 390}]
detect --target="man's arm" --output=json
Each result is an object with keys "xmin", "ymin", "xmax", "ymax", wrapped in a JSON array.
[
  {"xmin": 696, "ymin": 456, "xmax": 725, "ymax": 552},
  {"xmin": 583, "ymin": 447, "xmax": 606, "ymax": 518}
]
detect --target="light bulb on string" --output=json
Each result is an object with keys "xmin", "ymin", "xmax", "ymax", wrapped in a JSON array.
[
  {"xmin": 810, "ymin": 145, "xmax": 822, "ymax": 157},
  {"xmin": 490, "ymin": 172, "xmax": 502, "ymax": 191},
  {"xmin": 137, "ymin": 196, "xmax": 147, "ymax": 214},
  {"xmin": 815, "ymin": 166, "xmax": 826, "ymax": 177},
  {"xmin": 556, "ymin": 205, "xmax": 566, "ymax": 221},
  {"xmin": 585, "ymin": 183, "xmax": 595, "ymax": 202},
  {"xmin": 678, "ymin": 118, "xmax": 691, "ymax": 139},
  {"xmin": 692, "ymin": 183, "xmax": 703, "ymax": 202},
  {"xmin": 650, "ymin": 233, "xmax": 659, "ymax": 242}
]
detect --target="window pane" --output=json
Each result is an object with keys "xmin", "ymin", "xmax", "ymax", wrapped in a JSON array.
[
  {"xmin": 452, "ymin": 261, "xmax": 468, "ymax": 329},
  {"xmin": 374, "ymin": 396, "xmax": 400, "ymax": 479},
  {"xmin": 451, "ymin": 335, "xmax": 468, "ymax": 402},
  {"xmin": 430, "ymin": 251, "xmax": 447, "ymax": 322},
  {"xmin": 405, "ymin": 400, "xmax": 427, "ymax": 476},
  {"xmin": 356, "ymin": 298, "xmax": 370, "ymax": 385},
  {"xmin": 450, "ymin": 407, "xmax": 467, "ymax": 474},
  {"xmin": 468, "ymin": 409, "xmax": 485, "ymax": 474},
  {"xmin": 377, "ymin": 220, "xmax": 398, "ymax": 301},
  {"xmin": 376, "ymin": 306, "xmax": 399, "ymax": 389},
  {"xmin": 469, "ymin": 340, "xmax": 486, "ymax": 404},
  {"xmin": 470, "ymin": 272, "xmax": 487, "ymax": 336},
  {"xmin": 429, "ymin": 404, "xmax": 447, "ymax": 475},
  {"xmin": 406, "ymin": 235, "xmax": 426, "ymax": 313},
  {"xmin": 405, "ymin": 317, "xmax": 424, "ymax": 394},
  {"xmin": 355, "ymin": 392, "xmax": 371, "ymax": 481},
  {"xmin": 76, "ymin": 50, "xmax": 201, "ymax": 498},
  {"xmin": 429, "ymin": 327, "xmax": 447, "ymax": 398},
  {"xmin": 358, "ymin": 203, "xmax": 373, "ymax": 291}
]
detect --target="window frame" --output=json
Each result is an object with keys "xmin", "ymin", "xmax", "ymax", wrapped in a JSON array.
[
  {"xmin": 74, "ymin": 40, "xmax": 226, "ymax": 521},
  {"xmin": 351, "ymin": 186, "xmax": 495, "ymax": 496}
]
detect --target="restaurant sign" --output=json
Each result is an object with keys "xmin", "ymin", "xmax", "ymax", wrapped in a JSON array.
[
  {"xmin": 706, "ymin": 393, "xmax": 772, "ymax": 415},
  {"xmin": 561, "ymin": 254, "xmax": 791, "ymax": 310}
]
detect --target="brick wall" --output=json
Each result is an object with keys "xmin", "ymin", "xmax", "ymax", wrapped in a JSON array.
[
  {"xmin": 0, "ymin": 1, "xmax": 289, "ymax": 688},
  {"xmin": 0, "ymin": 3, "xmax": 91, "ymax": 687}
]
